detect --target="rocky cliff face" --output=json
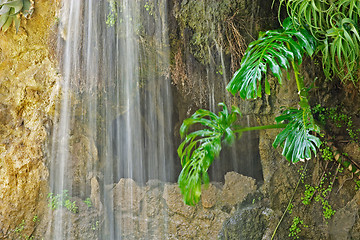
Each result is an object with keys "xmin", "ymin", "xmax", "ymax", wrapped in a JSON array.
[
  {"xmin": 1, "ymin": 0, "xmax": 360, "ymax": 239},
  {"xmin": 0, "ymin": 0, "xmax": 60, "ymax": 238}
]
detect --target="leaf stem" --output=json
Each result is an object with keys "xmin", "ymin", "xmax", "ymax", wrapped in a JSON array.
[
  {"xmin": 233, "ymin": 123, "xmax": 287, "ymax": 133},
  {"xmin": 270, "ymin": 161, "xmax": 309, "ymax": 240},
  {"xmin": 287, "ymin": 42, "xmax": 304, "ymax": 95}
]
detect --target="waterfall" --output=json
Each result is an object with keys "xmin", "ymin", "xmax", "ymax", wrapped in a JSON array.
[{"xmin": 49, "ymin": 1, "xmax": 173, "ymax": 238}]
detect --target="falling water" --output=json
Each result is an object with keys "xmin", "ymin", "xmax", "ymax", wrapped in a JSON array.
[{"xmin": 49, "ymin": 0, "xmax": 173, "ymax": 239}]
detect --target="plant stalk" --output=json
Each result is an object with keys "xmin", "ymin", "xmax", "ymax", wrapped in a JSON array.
[
  {"xmin": 270, "ymin": 161, "xmax": 309, "ymax": 240},
  {"xmin": 233, "ymin": 123, "xmax": 287, "ymax": 133}
]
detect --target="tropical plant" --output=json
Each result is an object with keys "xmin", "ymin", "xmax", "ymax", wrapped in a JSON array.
[
  {"xmin": 226, "ymin": 17, "xmax": 316, "ymax": 99},
  {"xmin": 273, "ymin": 107, "xmax": 321, "ymax": 163},
  {"xmin": 0, "ymin": 0, "xmax": 34, "ymax": 33},
  {"xmin": 178, "ymin": 17, "xmax": 322, "ymax": 205},
  {"xmin": 178, "ymin": 103, "xmax": 241, "ymax": 205},
  {"xmin": 178, "ymin": 0, "xmax": 360, "ymax": 207},
  {"xmin": 279, "ymin": 0, "xmax": 360, "ymax": 82},
  {"xmin": 178, "ymin": 103, "xmax": 287, "ymax": 205}
]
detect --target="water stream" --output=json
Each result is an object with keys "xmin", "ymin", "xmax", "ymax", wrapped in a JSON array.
[
  {"xmin": 47, "ymin": 1, "xmax": 263, "ymax": 239},
  {"xmin": 49, "ymin": 1, "xmax": 173, "ymax": 238}
]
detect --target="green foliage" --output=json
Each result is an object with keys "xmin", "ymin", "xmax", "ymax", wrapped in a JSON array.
[
  {"xmin": 289, "ymin": 216, "xmax": 308, "ymax": 239},
  {"xmin": 226, "ymin": 17, "xmax": 316, "ymax": 99},
  {"xmin": 178, "ymin": 103, "xmax": 241, "ymax": 205},
  {"xmin": 47, "ymin": 190, "xmax": 78, "ymax": 213},
  {"xmin": 273, "ymin": 107, "xmax": 321, "ymax": 163},
  {"xmin": 178, "ymin": 18, "xmax": 322, "ymax": 205},
  {"xmin": 84, "ymin": 197, "xmax": 92, "ymax": 208},
  {"xmin": 0, "ymin": 0, "xmax": 34, "ymax": 32},
  {"xmin": 106, "ymin": 0, "xmax": 118, "ymax": 27},
  {"xmin": 14, "ymin": 220, "xmax": 25, "ymax": 233},
  {"xmin": 64, "ymin": 199, "xmax": 78, "ymax": 213},
  {"xmin": 301, "ymin": 184, "xmax": 315, "ymax": 205},
  {"xmin": 287, "ymin": 202, "xmax": 294, "ymax": 214},
  {"xmin": 313, "ymin": 105, "xmax": 360, "ymax": 143},
  {"xmin": 279, "ymin": 0, "xmax": 360, "ymax": 82},
  {"xmin": 144, "ymin": 0, "xmax": 155, "ymax": 16},
  {"xmin": 301, "ymin": 175, "xmax": 336, "ymax": 221},
  {"xmin": 91, "ymin": 220, "xmax": 100, "ymax": 231},
  {"xmin": 355, "ymin": 180, "xmax": 360, "ymax": 190},
  {"xmin": 320, "ymin": 145, "xmax": 334, "ymax": 162}
]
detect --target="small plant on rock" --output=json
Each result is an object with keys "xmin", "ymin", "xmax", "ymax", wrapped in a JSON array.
[
  {"xmin": 47, "ymin": 190, "xmax": 78, "ymax": 213},
  {"xmin": 0, "ymin": 0, "xmax": 34, "ymax": 32}
]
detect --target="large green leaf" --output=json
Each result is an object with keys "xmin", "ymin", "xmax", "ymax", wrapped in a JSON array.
[
  {"xmin": 226, "ymin": 17, "xmax": 316, "ymax": 99},
  {"xmin": 273, "ymin": 107, "xmax": 321, "ymax": 163},
  {"xmin": 178, "ymin": 103, "xmax": 241, "ymax": 205}
]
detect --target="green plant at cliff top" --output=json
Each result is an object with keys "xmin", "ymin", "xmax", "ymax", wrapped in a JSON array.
[
  {"xmin": 0, "ymin": 0, "xmax": 34, "ymax": 33},
  {"xmin": 178, "ymin": 17, "xmax": 321, "ymax": 205},
  {"xmin": 279, "ymin": 0, "xmax": 360, "ymax": 82}
]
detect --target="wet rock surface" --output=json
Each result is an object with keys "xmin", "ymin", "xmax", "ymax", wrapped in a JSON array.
[
  {"xmin": 2, "ymin": 0, "xmax": 360, "ymax": 239},
  {"xmin": 97, "ymin": 173, "xmax": 257, "ymax": 240}
]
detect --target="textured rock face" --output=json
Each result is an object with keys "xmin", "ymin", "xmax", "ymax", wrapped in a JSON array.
[
  {"xmin": 102, "ymin": 173, "xmax": 257, "ymax": 240},
  {"xmin": 0, "ymin": 0, "xmax": 60, "ymax": 238},
  {"xmin": 2, "ymin": 1, "xmax": 360, "ymax": 239},
  {"xmin": 219, "ymin": 205, "xmax": 273, "ymax": 240},
  {"xmin": 221, "ymin": 171, "xmax": 257, "ymax": 206}
]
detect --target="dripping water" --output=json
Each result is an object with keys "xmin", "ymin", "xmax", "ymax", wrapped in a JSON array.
[{"xmin": 49, "ymin": 1, "xmax": 173, "ymax": 239}]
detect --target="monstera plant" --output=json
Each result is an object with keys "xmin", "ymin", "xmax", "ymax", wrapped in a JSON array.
[
  {"xmin": 178, "ymin": 17, "xmax": 322, "ymax": 205},
  {"xmin": 0, "ymin": 0, "xmax": 34, "ymax": 32},
  {"xmin": 179, "ymin": 0, "xmax": 360, "ymax": 205}
]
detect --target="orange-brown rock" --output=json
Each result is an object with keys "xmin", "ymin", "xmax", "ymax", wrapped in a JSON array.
[{"xmin": 0, "ymin": 0, "xmax": 60, "ymax": 238}]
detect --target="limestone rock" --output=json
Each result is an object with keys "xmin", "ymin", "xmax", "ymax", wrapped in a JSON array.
[
  {"xmin": 39, "ymin": 198, "xmax": 100, "ymax": 240},
  {"xmin": 143, "ymin": 187, "xmax": 163, "ymax": 217},
  {"xmin": 201, "ymin": 183, "xmax": 220, "ymax": 208},
  {"xmin": 221, "ymin": 172, "xmax": 257, "ymax": 206},
  {"xmin": 112, "ymin": 178, "xmax": 144, "ymax": 213},
  {"xmin": 0, "ymin": 0, "xmax": 61, "ymax": 237},
  {"xmin": 218, "ymin": 205, "xmax": 270, "ymax": 240},
  {"xmin": 162, "ymin": 184, "xmax": 196, "ymax": 218},
  {"xmin": 90, "ymin": 177, "xmax": 103, "ymax": 213}
]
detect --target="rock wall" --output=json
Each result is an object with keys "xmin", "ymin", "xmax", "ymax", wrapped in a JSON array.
[
  {"xmin": 1, "ymin": 0, "xmax": 360, "ymax": 239},
  {"xmin": 32, "ymin": 172, "xmax": 256, "ymax": 240},
  {"xmin": 169, "ymin": 0, "xmax": 360, "ymax": 239},
  {"xmin": 0, "ymin": 1, "xmax": 60, "ymax": 238}
]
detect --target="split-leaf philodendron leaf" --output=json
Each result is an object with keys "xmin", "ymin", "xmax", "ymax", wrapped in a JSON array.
[
  {"xmin": 273, "ymin": 107, "xmax": 321, "ymax": 163},
  {"xmin": 177, "ymin": 103, "xmax": 241, "ymax": 205},
  {"xmin": 226, "ymin": 17, "xmax": 316, "ymax": 99}
]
